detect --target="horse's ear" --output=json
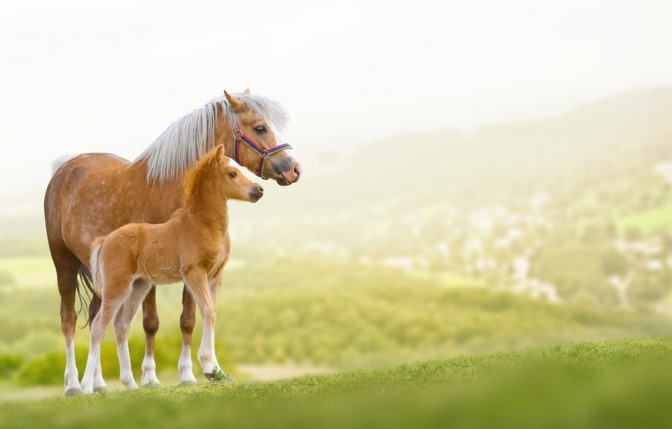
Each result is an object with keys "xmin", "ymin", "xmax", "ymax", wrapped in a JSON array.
[
  {"xmin": 243, "ymin": 88, "xmax": 251, "ymax": 94},
  {"xmin": 224, "ymin": 90, "xmax": 245, "ymax": 113}
]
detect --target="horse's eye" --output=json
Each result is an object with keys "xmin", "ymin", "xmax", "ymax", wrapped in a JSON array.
[
  {"xmin": 254, "ymin": 125, "xmax": 267, "ymax": 134},
  {"xmin": 228, "ymin": 171, "xmax": 237, "ymax": 178}
]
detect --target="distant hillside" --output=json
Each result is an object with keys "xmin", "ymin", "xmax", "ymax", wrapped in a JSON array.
[{"xmin": 244, "ymin": 86, "xmax": 672, "ymax": 218}]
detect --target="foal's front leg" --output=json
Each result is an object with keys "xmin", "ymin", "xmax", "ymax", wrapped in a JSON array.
[{"xmin": 184, "ymin": 270, "xmax": 223, "ymax": 380}]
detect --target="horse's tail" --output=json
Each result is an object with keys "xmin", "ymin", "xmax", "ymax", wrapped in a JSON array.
[
  {"xmin": 90, "ymin": 236, "xmax": 107, "ymax": 298},
  {"xmin": 75, "ymin": 264, "xmax": 95, "ymax": 329},
  {"xmin": 74, "ymin": 238, "xmax": 105, "ymax": 329},
  {"xmin": 51, "ymin": 154, "xmax": 77, "ymax": 177}
]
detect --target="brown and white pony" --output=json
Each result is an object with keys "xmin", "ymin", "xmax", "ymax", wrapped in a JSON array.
[
  {"xmin": 81, "ymin": 146, "xmax": 259, "ymax": 394},
  {"xmin": 45, "ymin": 90, "xmax": 302, "ymax": 396}
]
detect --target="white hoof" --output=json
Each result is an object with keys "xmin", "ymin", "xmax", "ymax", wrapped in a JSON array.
[{"xmin": 64, "ymin": 387, "xmax": 83, "ymax": 397}]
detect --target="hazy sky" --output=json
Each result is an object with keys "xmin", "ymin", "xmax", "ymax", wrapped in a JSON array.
[{"xmin": 1, "ymin": 0, "xmax": 671, "ymax": 206}]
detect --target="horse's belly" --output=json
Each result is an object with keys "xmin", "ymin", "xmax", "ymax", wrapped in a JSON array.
[{"xmin": 146, "ymin": 270, "xmax": 183, "ymax": 286}]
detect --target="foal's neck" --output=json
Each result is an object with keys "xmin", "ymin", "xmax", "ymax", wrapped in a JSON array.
[{"xmin": 184, "ymin": 179, "xmax": 230, "ymax": 234}]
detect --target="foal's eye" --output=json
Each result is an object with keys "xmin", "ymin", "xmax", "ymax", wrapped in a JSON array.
[
  {"xmin": 254, "ymin": 125, "xmax": 267, "ymax": 134},
  {"xmin": 228, "ymin": 171, "xmax": 237, "ymax": 178}
]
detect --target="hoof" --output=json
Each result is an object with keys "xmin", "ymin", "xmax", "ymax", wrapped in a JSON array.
[
  {"xmin": 93, "ymin": 386, "xmax": 108, "ymax": 394},
  {"xmin": 142, "ymin": 381, "xmax": 161, "ymax": 389},
  {"xmin": 64, "ymin": 387, "xmax": 83, "ymax": 397},
  {"xmin": 178, "ymin": 379, "xmax": 197, "ymax": 387}
]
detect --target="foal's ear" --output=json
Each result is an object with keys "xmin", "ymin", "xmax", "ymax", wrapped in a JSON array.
[
  {"xmin": 243, "ymin": 88, "xmax": 251, "ymax": 94},
  {"xmin": 224, "ymin": 90, "xmax": 245, "ymax": 113},
  {"xmin": 214, "ymin": 145, "xmax": 224, "ymax": 161}
]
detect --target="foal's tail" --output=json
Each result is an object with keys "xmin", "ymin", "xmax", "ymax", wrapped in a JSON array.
[{"xmin": 90, "ymin": 236, "xmax": 107, "ymax": 298}]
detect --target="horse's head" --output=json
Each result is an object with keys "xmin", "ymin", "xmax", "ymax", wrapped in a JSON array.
[{"xmin": 224, "ymin": 90, "xmax": 302, "ymax": 186}]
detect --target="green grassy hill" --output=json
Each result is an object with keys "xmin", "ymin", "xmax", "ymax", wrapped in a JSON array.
[{"xmin": 2, "ymin": 335, "xmax": 672, "ymax": 429}]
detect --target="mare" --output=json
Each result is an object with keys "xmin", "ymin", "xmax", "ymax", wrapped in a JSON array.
[
  {"xmin": 45, "ymin": 90, "xmax": 302, "ymax": 396},
  {"xmin": 81, "ymin": 146, "xmax": 260, "ymax": 394}
]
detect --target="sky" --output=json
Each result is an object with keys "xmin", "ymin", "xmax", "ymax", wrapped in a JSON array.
[{"xmin": 1, "ymin": 0, "xmax": 671, "ymax": 208}]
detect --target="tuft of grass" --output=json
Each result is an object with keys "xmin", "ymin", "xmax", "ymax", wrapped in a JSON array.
[{"xmin": 2, "ymin": 335, "xmax": 672, "ymax": 428}]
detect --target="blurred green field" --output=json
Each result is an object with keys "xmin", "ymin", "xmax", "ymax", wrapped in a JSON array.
[
  {"xmin": 0, "ymin": 257, "xmax": 55, "ymax": 289},
  {"xmin": 618, "ymin": 202, "xmax": 672, "ymax": 234},
  {"xmin": 1, "ymin": 256, "xmax": 670, "ymax": 388},
  {"xmin": 2, "ymin": 336, "xmax": 672, "ymax": 429}
]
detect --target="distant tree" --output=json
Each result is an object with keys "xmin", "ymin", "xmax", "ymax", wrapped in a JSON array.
[
  {"xmin": 531, "ymin": 243, "xmax": 619, "ymax": 307},
  {"xmin": 624, "ymin": 227, "xmax": 644, "ymax": 241},
  {"xmin": 629, "ymin": 268, "xmax": 672, "ymax": 304},
  {"xmin": 601, "ymin": 248, "xmax": 630, "ymax": 276}
]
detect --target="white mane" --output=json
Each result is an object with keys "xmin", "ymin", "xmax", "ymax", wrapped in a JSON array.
[{"xmin": 137, "ymin": 92, "xmax": 289, "ymax": 182}]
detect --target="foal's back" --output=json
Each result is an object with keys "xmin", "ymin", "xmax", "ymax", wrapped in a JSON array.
[{"xmin": 96, "ymin": 211, "xmax": 217, "ymax": 289}]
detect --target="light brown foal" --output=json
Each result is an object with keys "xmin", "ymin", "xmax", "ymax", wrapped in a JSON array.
[{"xmin": 80, "ymin": 146, "xmax": 263, "ymax": 394}]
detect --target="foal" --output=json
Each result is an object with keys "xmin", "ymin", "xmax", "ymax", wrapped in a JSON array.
[{"xmin": 81, "ymin": 145, "xmax": 263, "ymax": 394}]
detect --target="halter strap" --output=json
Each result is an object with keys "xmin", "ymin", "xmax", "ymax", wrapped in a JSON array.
[{"xmin": 233, "ymin": 128, "xmax": 292, "ymax": 178}]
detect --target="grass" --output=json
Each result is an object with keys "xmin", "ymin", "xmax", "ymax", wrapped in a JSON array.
[{"xmin": 1, "ymin": 335, "xmax": 672, "ymax": 428}]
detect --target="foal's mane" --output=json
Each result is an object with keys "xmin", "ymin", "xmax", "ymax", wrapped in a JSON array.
[
  {"xmin": 136, "ymin": 92, "xmax": 288, "ymax": 183},
  {"xmin": 181, "ymin": 147, "xmax": 222, "ymax": 208}
]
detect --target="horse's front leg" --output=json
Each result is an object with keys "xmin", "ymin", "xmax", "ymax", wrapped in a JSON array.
[
  {"xmin": 177, "ymin": 286, "xmax": 198, "ymax": 385},
  {"xmin": 140, "ymin": 286, "xmax": 161, "ymax": 387}
]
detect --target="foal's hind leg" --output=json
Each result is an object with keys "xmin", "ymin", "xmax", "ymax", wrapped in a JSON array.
[
  {"xmin": 178, "ymin": 286, "xmax": 198, "ymax": 385},
  {"xmin": 81, "ymin": 281, "xmax": 131, "ymax": 394},
  {"xmin": 88, "ymin": 295, "xmax": 107, "ymax": 393},
  {"xmin": 114, "ymin": 279, "xmax": 152, "ymax": 389},
  {"xmin": 141, "ymin": 286, "xmax": 161, "ymax": 387}
]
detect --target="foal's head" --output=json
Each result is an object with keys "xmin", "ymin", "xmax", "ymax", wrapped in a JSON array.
[{"xmin": 183, "ymin": 145, "xmax": 264, "ymax": 208}]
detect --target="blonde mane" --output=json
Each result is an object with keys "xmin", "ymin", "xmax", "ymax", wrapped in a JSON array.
[{"xmin": 136, "ymin": 93, "xmax": 288, "ymax": 183}]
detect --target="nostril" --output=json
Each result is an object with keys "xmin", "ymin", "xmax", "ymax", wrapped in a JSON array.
[
  {"xmin": 293, "ymin": 163, "xmax": 302, "ymax": 177},
  {"xmin": 258, "ymin": 186, "xmax": 264, "ymax": 193}
]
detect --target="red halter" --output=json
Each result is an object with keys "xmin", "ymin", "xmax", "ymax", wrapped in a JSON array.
[{"xmin": 232, "ymin": 128, "xmax": 292, "ymax": 178}]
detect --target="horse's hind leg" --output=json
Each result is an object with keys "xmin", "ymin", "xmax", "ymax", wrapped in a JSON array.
[
  {"xmin": 141, "ymin": 286, "xmax": 161, "ymax": 387},
  {"xmin": 178, "ymin": 286, "xmax": 198, "ymax": 385},
  {"xmin": 114, "ymin": 279, "xmax": 152, "ymax": 389},
  {"xmin": 52, "ymin": 249, "xmax": 83, "ymax": 397}
]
